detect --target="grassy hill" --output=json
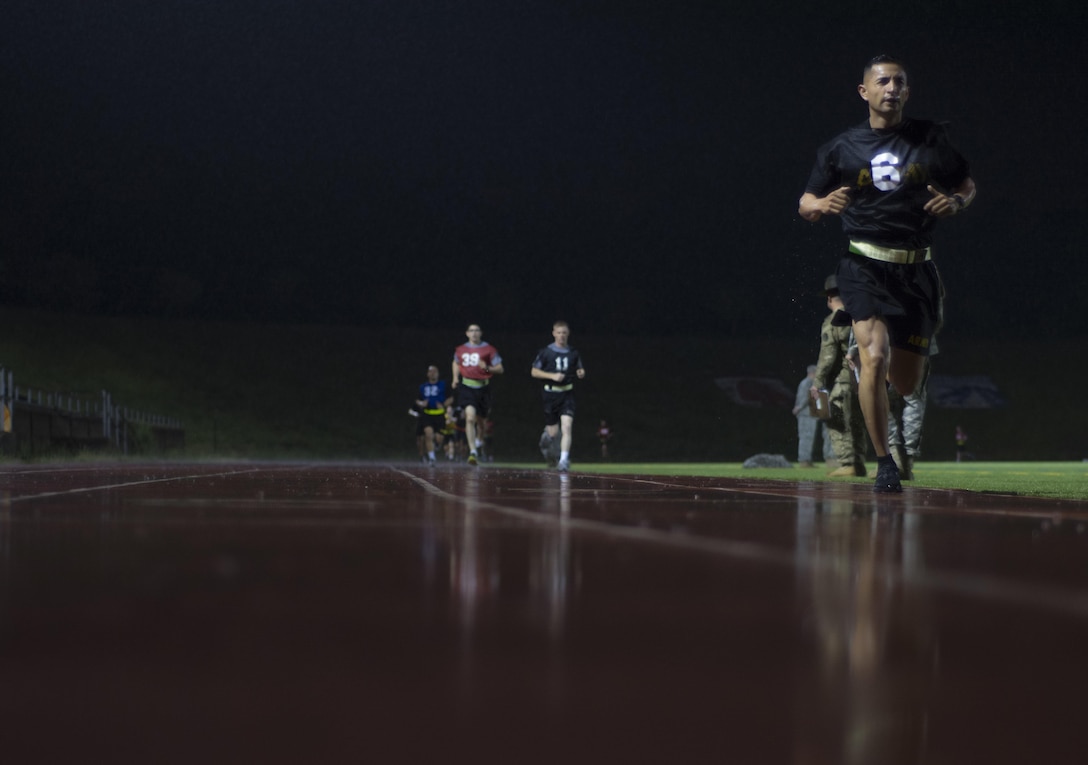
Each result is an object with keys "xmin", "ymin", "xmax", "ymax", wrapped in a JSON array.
[{"xmin": 0, "ymin": 306, "xmax": 1083, "ymax": 463}]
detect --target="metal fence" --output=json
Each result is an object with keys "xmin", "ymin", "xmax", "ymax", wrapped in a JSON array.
[{"xmin": 0, "ymin": 368, "xmax": 185, "ymax": 456}]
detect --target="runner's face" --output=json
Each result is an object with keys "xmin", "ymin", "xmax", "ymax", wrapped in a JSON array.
[
  {"xmin": 427, "ymin": 366, "xmax": 439, "ymax": 382},
  {"xmin": 859, "ymin": 63, "xmax": 909, "ymax": 119},
  {"xmin": 552, "ymin": 325, "xmax": 569, "ymax": 346},
  {"xmin": 466, "ymin": 326, "xmax": 482, "ymax": 343}
]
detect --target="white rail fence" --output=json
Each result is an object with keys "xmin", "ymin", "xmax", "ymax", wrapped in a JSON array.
[{"xmin": 0, "ymin": 368, "xmax": 184, "ymax": 456}]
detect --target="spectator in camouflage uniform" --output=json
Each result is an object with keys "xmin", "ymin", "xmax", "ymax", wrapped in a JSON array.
[
  {"xmin": 812, "ymin": 275, "xmax": 868, "ymax": 477},
  {"xmin": 793, "ymin": 364, "xmax": 833, "ymax": 467},
  {"xmin": 888, "ymin": 350, "xmax": 933, "ymax": 481}
]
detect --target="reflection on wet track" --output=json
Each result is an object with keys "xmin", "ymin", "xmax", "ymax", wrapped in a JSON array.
[{"xmin": 0, "ymin": 462, "xmax": 1086, "ymax": 763}]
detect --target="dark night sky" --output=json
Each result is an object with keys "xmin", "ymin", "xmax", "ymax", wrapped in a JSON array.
[{"xmin": 2, "ymin": 0, "xmax": 1086, "ymax": 337}]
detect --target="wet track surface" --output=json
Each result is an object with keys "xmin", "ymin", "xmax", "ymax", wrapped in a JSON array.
[{"xmin": 1, "ymin": 462, "xmax": 1087, "ymax": 763}]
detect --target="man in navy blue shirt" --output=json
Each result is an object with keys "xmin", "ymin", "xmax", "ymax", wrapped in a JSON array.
[
  {"xmin": 415, "ymin": 365, "xmax": 449, "ymax": 466},
  {"xmin": 531, "ymin": 321, "xmax": 586, "ymax": 472}
]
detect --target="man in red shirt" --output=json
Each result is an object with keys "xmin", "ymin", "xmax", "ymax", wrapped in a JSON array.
[{"xmin": 451, "ymin": 323, "xmax": 504, "ymax": 466}]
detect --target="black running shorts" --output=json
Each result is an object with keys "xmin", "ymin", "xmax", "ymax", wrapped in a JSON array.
[
  {"xmin": 542, "ymin": 390, "xmax": 576, "ymax": 426},
  {"xmin": 836, "ymin": 252, "xmax": 943, "ymax": 356},
  {"xmin": 456, "ymin": 384, "xmax": 492, "ymax": 418}
]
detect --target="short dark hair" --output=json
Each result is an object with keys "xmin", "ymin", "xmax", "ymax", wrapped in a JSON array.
[{"xmin": 864, "ymin": 54, "xmax": 907, "ymax": 80}]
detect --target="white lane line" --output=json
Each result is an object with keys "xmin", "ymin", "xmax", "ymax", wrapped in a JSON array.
[
  {"xmin": 395, "ymin": 467, "xmax": 794, "ymax": 560},
  {"xmin": 609, "ymin": 473, "xmax": 824, "ymax": 501},
  {"xmin": 6, "ymin": 467, "xmax": 273, "ymax": 503},
  {"xmin": 394, "ymin": 468, "xmax": 1088, "ymax": 619}
]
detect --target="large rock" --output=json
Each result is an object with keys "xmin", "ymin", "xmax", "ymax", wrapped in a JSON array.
[{"xmin": 742, "ymin": 453, "xmax": 793, "ymax": 469}]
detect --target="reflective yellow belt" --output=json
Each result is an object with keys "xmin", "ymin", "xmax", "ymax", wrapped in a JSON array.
[
  {"xmin": 460, "ymin": 377, "xmax": 487, "ymax": 389},
  {"xmin": 849, "ymin": 240, "xmax": 932, "ymax": 264},
  {"xmin": 423, "ymin": 408, "xmax": 444, "ymax": 415},
  {"xmin": 544, "ymin": 383, "xmax": 573, "ymax": 392}
]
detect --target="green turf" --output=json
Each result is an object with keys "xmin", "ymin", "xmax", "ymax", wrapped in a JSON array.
[
  {"xmin": 502, "ymin": 461, "xmax": 1088, "ymax": 502},
  {"xmin": 1, "ymin": 306, "xmax": 1087, "ymax": 475}
]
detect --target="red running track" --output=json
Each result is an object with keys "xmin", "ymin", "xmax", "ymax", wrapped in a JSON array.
[{"xmin": 1, "ymin": 461, "xmax": 1087, "ymax": 764}]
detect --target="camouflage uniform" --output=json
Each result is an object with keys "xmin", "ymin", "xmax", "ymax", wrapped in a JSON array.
[
  {"xmin": 888, "ymin": 357, "xmax": 931, "ymax": 480},
  {"xmin": 813, "ymin": 308, "xmax": 867, "ymax": 472}
]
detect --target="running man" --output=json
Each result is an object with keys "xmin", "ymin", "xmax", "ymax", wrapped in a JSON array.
[
  {"xmin": 414, "ymin": 365, "xmax": 449, "ymax": 466},
  {"xmin": 531, "ymin": 320, "xmax": 585, "ymax": 472},
  {"xmin": 451, "ymin": 324, "xmax": 503, "ymax": 466},
  {"xmin": 798, "ymin": 54, "xmax": 976, "ymax": 492}
]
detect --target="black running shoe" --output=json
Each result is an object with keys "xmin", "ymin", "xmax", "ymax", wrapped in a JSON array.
[{"xmin": 873, "ymin": 460, "xmax": 903, "ymax": 493}]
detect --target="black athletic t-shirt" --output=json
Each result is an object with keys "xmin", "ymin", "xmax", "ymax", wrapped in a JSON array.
[
  {"xmin": 532, "ymin": 344, "xmax": 583, "ymax": 386},
  {"xmin": 805, "ymin": 118, "xmax": 970, "ymax": 250}
]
